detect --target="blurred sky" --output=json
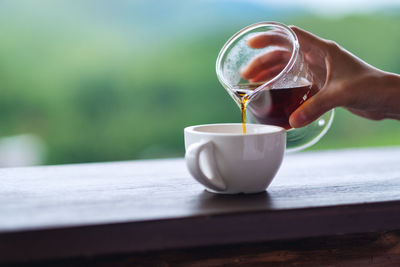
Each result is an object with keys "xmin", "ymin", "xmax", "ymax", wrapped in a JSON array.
[{"xmin": 243, "ymin": 0, "xmax": 400, "ymax": 14}]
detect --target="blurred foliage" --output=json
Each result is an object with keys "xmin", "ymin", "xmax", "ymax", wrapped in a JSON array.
[{"xmin": 0, "ymin": 2, "xmax": 399, "ymax": 164}]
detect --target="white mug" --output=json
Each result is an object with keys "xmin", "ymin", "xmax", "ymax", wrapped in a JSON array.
[{"xmin": 184, "ymin": 123, "xmax": 285, "ymax": 194}]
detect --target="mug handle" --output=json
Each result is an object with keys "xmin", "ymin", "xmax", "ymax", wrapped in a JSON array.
[{"xmin": 185, "ymin": 140, "xmax": 227, "ymax": 191}]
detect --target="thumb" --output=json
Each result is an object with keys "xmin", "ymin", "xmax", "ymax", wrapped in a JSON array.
[
  {"xmin": 289, "ymin": 88, "xmax": 337, "ymax": 128},
  {"xmin": 289, "ymin": 26, "xmax": 327, "ymax": 53}
]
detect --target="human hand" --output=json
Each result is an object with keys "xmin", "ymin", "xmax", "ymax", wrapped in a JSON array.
[{"xmin": 241, "ymin": 26, "xmax": 400, "ymax": 128}]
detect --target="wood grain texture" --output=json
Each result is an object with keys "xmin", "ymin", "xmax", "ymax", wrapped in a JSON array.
[
  {"xmin": 1, "ymin": 147, "xmax": 400, "ymax": 263},
  {"xmin": 25, "ymin": 230, "xmax": 400, "ymax": 267}
]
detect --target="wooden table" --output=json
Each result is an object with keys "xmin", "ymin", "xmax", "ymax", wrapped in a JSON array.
[{"xmin": 1, "ymin": 147, "xmax": 400, "ymax": 266}]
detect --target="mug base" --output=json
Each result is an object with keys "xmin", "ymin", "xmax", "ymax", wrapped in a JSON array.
[{"xmin": 205, "ymin": 188, "xmax": 267, "ymax": 195}]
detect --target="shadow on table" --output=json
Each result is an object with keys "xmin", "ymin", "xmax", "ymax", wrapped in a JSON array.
[{"xmin": 193, "ymin": 190, "xmax": 275, "ymax": 213}]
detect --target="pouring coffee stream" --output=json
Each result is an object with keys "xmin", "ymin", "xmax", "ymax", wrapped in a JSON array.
[{"xmin": 234, "ymin": 82, "xmax": 261, "ymax": 134}]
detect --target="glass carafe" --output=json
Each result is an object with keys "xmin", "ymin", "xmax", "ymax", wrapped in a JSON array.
[{"xmin": 216, "ymin": 21, "xmax": 334, "ymax": 152}]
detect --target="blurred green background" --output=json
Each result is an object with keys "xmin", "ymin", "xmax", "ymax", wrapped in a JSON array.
[{"xmin": 0, "ymin": 0, "xmax": 399, "ymax": 165}]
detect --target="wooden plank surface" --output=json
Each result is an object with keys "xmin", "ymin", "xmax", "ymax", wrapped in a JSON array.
[
  {"xmin": 33, "ymin": 230, "xmax": 400, "ymax": 267},
  {"xmin": 1, "ymin": 147, "xmax": 400, "ymax": 263}
]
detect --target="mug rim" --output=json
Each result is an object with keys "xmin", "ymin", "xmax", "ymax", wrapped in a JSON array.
[{"xmin": 184, "ymin": 123, "xmax": 285, "ymax": 137}]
